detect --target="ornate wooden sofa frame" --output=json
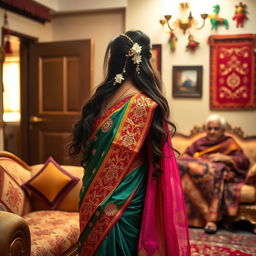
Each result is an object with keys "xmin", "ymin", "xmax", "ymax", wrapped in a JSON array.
[{"xmin": 172, "ymin": 123, "xmax": 256, "ymax": 232}]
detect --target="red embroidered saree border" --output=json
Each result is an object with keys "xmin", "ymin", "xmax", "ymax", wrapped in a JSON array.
[
  {"xmin": 80, "ymin": 93, "xmax": 157, "ymax": 234},
  {"xmin": 80, "ymin": 188, "xmax": 138, "ymax": 255},
  {"xmin": 91, "ymin": 93, "xmax": 138, "ymax": 138}
]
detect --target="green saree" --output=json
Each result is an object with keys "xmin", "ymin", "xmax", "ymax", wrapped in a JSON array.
[{"xmin": 79, "ymin": 92, "xmax": 157, "ymax": 255}]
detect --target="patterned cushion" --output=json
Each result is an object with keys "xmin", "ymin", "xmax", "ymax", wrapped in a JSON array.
[
  {"xmin": 0, "ymin": 165, "xmax": 31, "ymax": 216},
  {"xmin": 23, "ymin": 210, "xmax": 79, "ymax": 256},
  {"xmin": 22, "ymin": 157, "xmax": 79, "ymax": 209}
]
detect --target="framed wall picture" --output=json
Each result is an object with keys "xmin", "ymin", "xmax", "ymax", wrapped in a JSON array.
[
  {"xmin": 151, "ymin": 44, "xmax": 161, "ymax": 74},
  {"xmin": 172, "ymin": 65, "xmax": 203, "ymax": 98}
]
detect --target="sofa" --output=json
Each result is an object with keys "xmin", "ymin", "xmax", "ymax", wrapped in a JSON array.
[
  {"xmin": 0, "ymin": 151, "xmax": 84, "ymax": 256},
  {"xmin": 172, "ymin": 123, "xmax": 256, "ymax": 232}
]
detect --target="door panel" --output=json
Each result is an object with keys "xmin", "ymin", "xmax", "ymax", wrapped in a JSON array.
[
  {"xmin": 29, "ymin": 40, "xmax": 93, "ymax": 165},
  {"xmin": 40, "ymin": 58, "xmax": 64, "ymax": 111},
  {"xmin": 39, "ymin": 131, "xmax": 70, "ymax": 164}
]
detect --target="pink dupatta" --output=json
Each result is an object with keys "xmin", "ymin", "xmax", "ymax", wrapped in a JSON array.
[{"xmin": 138, "ymin": 135, "xmax": 190, "ymax": 256}]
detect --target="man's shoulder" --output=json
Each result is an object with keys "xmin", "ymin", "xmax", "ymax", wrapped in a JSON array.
[
  {"xmin": 224, "ymin": 135, "xmax": 236, "ymax": 142},
  {"xmin": 193, "ymin": 136, "xmax": 208, "ymax": 144}
]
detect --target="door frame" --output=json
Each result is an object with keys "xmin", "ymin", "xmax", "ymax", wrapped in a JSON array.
[{"xmin": 1, "ymin": 28, "xmax": 38, "ymax": 162}]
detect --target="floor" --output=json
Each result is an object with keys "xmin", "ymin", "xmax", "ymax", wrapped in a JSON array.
[{"xmin": 189, "ymin": 224, "xmax": 256, "ymax": 256}]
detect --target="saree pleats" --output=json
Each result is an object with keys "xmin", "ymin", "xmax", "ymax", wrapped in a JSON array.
[{"xmin": 95, "ymin": 165, "xmax": 147, "ymax": 256}]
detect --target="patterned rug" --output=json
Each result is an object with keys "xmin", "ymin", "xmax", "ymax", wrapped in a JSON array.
[{"xmin": 189, "ymin": 227, "xmax": 256, "ymax": 255}]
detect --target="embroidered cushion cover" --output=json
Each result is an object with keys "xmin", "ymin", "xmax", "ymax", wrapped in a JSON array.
[
  {"xmin": 22, "ymin": 157, "xmax": 79, "ymax": 209},
  {"xmin": 0, "ymin": 165, "xmax": 30, "ymax": 216}
]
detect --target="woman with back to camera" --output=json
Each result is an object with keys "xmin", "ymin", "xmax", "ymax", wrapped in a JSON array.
[{"xmin": 69, "ymin": 30, "xmax": 190, "ymax": 256}]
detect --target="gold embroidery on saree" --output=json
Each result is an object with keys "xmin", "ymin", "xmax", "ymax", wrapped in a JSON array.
[
  {"xmin": 101, "ymin": 118, "xmax": 113, "ymax": 133},
  {"xmin": 104, "ymin": 203, "xmax": 118, "ymax": 216},
  {"xmin": 80, "ymin": 145, "xmax": 134, "ymax": 232},
  {"xmin": 114, "ymin": 96, "xmax": 157, "ymax": 152},
  {"xmin": 80, "ymin": 189, "xmax": 138, "ymax": 256},
  {"xmin": 80, "ymin": 94, "xmax": 157, "ymax": 234},
  {"xmin": 122, "ymin": 133, "xmax": 136, "ymax": 147}
]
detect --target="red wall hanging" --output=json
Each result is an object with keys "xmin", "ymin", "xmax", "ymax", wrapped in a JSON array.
[{"xmin": 209, "ymin": 34, "xmax": 256, "ymax": 110}]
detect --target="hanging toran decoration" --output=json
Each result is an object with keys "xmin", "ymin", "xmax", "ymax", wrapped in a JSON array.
[{"xmin": 3, "ymin": 12, "xmax": 12, "ymax": 55}]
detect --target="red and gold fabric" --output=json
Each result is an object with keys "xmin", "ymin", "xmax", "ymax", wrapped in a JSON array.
[
  {"xmin": 209, "ymin": 34, "xmax": 256, "ymax": 109},
  {"xmin": 79, "ymin": 92, "xmax": 157, "ymax": 255}
]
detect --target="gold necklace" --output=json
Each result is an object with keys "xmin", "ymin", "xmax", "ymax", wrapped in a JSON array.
[{"xmin": 104, "ymin": 86, "xmax": 131, "ymax": 114}]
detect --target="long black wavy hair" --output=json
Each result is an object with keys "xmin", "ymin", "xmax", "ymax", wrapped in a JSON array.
[{"xmin": 68, "ymin": 30, "xmax": 176, "ymax": 178}]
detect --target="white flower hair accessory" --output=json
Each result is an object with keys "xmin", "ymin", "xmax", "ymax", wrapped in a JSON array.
[
  {"xmin": 113, "ymin": 73, "xmax": 124, "ymax": 85},
  {"xmin": 131, "ymin": 43, "xmax": 142, "ymax": 55},
  {"xmin": 112, "ymin": 33, "xmax": 142, "ymax": 86}
]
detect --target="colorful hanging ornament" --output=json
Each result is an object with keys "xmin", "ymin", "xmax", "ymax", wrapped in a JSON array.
[
  {"xmin": 168, "ymin": 32, "xmax": 178, "ymax": 52},
  {"xmin": 232, "ymin": 2, "xmax": 248, "ymax": 28},
  {"xmin": 186, "ymin": 34, "xmax": 199, "ymax": 51},
  {"xmin": 209, "ymin": 4, "xmax": 229, "ymax": 30},
  {"xmin": 3, "ymin": 12, "xmax": 12, "ymax": 55}
]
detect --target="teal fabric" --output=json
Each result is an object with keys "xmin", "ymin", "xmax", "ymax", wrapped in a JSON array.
[
  {"xmin": 79, "ymin": 96, "xmax": 148, "ymax": 254},
  {"xmin": 95, "ymin": 163, "xmax": 147, "ymax": 256}
]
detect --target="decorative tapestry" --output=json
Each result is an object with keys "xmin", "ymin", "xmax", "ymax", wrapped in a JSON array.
[{"xmin": 209, "ymin": 34, "xmax": 256, "ymax": 109}]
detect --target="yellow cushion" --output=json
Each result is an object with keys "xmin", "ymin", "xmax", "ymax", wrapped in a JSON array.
[
  {"xmin": 30, "ymin": 165, "xmax": 83, "ymax": 211},
  {"xmin": 22, "ymin": 157, "xmax": 79, "ymax": 209}
]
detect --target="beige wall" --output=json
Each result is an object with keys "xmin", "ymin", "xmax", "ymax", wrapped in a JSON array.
[
  {"xmin": 126, "ymin": 0, "xmax": 256, "ymax": 135},
  {"xmin": 0, "ymin": 9, "xmax": 53, "ymax": 42},
  {"xmin": 51, "ymin": 10, "xmax": 125, "ymax": 88}
]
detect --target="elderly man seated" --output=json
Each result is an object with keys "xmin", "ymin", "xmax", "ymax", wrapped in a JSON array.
[{"xmin": 177, "ymin": 114, "xmax": 250, "ymax": 234}]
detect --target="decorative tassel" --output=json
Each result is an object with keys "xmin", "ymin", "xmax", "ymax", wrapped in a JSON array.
[
  {"xmin": 4, "ymin": 40, "xmax": 12, "ymax": 54},
  {"xmin": 3, "ymin": 12, "xmax": 12, "ymax": 55}
]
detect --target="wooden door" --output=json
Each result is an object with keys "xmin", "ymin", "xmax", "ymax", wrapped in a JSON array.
[{"xmin": 28, "ymin": 40, "xmax": 93, "ymax": 165}]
